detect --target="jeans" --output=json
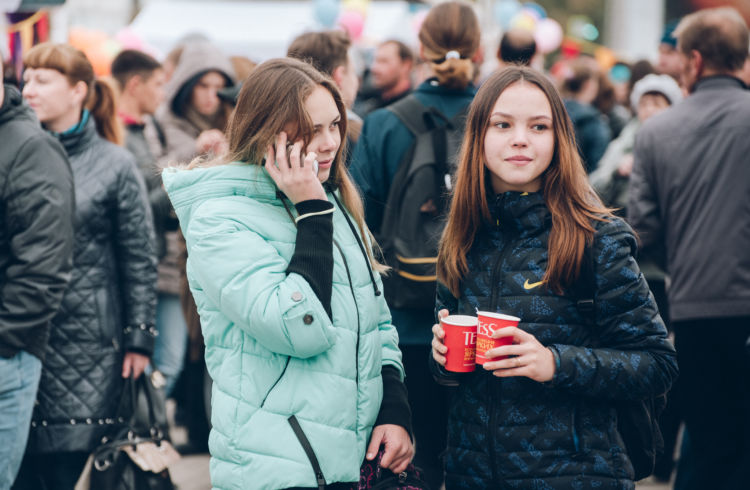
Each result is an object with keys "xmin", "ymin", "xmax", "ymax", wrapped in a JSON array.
[
  {"xmin": 0, "ymin": 351, "xmax": 42, "ymax": 490},
  {"xmin": 152, "ymin": 292, "xmax": 188, "ymax": 396}
]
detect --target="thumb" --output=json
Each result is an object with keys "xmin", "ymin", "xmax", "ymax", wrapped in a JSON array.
[
  {"xmin": 366, "ymin": 426, "xmax": 384, "ymax": 460},
  {"xmin": 438, "ymin": 309, "xmax": 449, "ymax": 319}
]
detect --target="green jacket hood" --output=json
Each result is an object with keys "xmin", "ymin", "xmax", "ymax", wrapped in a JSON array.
[{"xmin": 162, "ymin": 162, "xmax": 274, "ymax": 229}]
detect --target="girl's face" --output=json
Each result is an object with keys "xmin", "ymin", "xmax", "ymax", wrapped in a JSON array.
[
  {"xmin": 303, "ymin": 85, "xmax": 342, "ymax": 183},
  {"xmin": 22, "ymin": 67, "xmax": 85, "ymax": 129},
  {"xmin": 483, "ymin": 81, "xmax": 555, "ymax": 194},
  {"xmin": 190, "ymin": 71, "xmax": 225, "ymax": 116}
]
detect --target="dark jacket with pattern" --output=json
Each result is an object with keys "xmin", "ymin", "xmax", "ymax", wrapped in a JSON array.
[
  {"xmin": 432, "ymin": 192, "xmax": 677, "ymax": 489},
  {"xmin": 28, "ymin": 115, "xmax": 158, "ymax": 453},
  {"xmin": 0, "ymin": 85, "xmax": 74, "ymax": 361}
]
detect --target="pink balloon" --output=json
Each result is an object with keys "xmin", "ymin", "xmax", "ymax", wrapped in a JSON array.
[
  {"xmin": 115, "ymin": 27, "xmax": 145, "ymax": 50},
  {"xmin": 534, "ymin": 18, "xmax": 563, "ymax": 54},
  {"xmin": 338, "ymin": 10, "xmax": 365, "ymax": 41}
]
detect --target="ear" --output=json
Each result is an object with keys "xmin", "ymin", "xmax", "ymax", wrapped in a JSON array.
[
  {"xmin": 124, "ymin": 74, "xmax": 143, "ymax": 95},
  {"xmin": 690, "ymin": 49, "xmax": 704, "ymax": 77},
  {"xmin": 71, "ymin": 80, "xmax": 89, "ymax": 106},
  {"xmin": 332, "ymin": 65, "xmax": 345, "ymax": 88}
]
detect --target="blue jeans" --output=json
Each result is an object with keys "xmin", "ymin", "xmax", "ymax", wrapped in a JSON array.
[
  {"xmin": 0, "ymin": 351, "xmax": 42, "ymax": 490},
  {"xmin": 152, "ymin": 292, "xmax": 188, "ymax": 396}
]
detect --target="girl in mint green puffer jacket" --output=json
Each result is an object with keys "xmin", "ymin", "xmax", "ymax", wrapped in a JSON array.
[{"xmin": 163, "ymin": 59, "xmax": 413, "ymax": 490}]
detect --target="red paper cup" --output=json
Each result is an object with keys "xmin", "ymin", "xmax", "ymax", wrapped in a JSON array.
[
  {"xmin": 475, "ymin": 311, "xmax": 520, "ymax": 365},
  {"xmin": 441, "ymin": 315, "xmax": 478, "ymax": 372}
]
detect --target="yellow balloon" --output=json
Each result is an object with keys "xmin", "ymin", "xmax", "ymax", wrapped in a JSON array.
[
  {"xmin": 343, "ymin": 0, "xmax": 368, "ymax": 15},
  {"xmin": 511, "ymin": 12, "xmax": 537, "ymax": 32}
]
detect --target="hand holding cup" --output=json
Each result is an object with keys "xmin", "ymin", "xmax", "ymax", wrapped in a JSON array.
[{"xmin": 482, "ymin": 326, "xmax": 556, "ymax": 382}]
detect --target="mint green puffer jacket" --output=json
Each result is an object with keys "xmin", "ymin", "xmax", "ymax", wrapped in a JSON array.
[{"xmin": 163, "ymin": 163, "xmax": 403, "ymax": 490}]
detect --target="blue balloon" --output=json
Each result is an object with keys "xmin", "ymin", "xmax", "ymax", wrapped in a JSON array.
[
  {"xmin": 494, "ymin": 0, "xmax": 522, "ymax": 30},
  {"xmin": 523, "ymin": 2, "xmax": 547, "ymax": 20},
  {"xmin": 314, "ymin": 0, "xmax": 340, "ymax": 28}
]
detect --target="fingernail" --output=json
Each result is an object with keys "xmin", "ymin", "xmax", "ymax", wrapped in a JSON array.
[{"xmin": 366, "ymin": 453, "xmax": 373, "ymax": 459}]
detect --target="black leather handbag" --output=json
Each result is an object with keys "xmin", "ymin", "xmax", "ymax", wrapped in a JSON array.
[{"xmin": 88, "ymin": 373, "xmax": 178, "ymax": 490}]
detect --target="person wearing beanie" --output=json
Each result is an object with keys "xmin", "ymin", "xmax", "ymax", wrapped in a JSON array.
[{"xmin": 591, "ymin": 73, "xmax": 683, "ymax": 214}]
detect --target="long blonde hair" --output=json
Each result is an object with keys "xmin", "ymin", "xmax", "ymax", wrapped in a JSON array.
[
  {"xmin": 438, "ymin": 67, "xmax": 613, "ymax": 296},
  {"xmin": 24, "ymin": 42, "xmax": 123, "ymax": 145},
  {"xmin": 194, "ymin": 58, "xmax": 385, "ymax": 273}
]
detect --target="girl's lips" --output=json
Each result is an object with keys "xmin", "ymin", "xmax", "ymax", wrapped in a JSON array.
[
  {"xmin": 318, "ymin": 159, "xmax": 333, "ymax": 168},
  {"xmin": 506, "ymin": 156, "xmax": 532, "ymax": 162}
]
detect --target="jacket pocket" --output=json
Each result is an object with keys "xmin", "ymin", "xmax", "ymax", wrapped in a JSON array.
[
  {"xmin": 260, "ymin": 356, "xmax": 291, "ymax": 408},
  {"xmin": 94, "ymin": 288, "xmax": 116, "ymax": 347},
  {"xmin": 287, "ymin": 415, "xmax": 326, "ymax": 489}
]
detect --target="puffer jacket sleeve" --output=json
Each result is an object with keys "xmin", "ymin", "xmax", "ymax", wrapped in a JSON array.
[
  {"xmin": 372, "ymin": 271, "xmax": 403, "ymax": 376},
  {"xmin": 114, "ymin": 153, "xmax": 158, "ymax": 355},
  {"xmin": 186, "ymin": 203, "xmax": 337, "ymax": 359},
  {"xmin": 0, "ymin": 134, "xmax": 74, "ymax": 340},
  {"xmin": 548, "ymin": 218, "xmax": 678, "ymax": 400}
]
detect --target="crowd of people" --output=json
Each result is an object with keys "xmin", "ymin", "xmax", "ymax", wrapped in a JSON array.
[{"xmin": 1, "ymin": 1, "xmax": 749, "ymax": 489}]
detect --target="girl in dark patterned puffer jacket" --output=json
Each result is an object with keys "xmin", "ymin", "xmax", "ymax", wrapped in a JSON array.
[{"xmin": 430, "ymin": 66, "xmax": 678, "ymax": 489}]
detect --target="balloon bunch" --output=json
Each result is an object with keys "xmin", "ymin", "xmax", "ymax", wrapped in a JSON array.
[
  {"xmin": 313, "ymin": 0, "xmax": 369, "ymax": 42},
  {"xmin": 493, "ymin": 1, "xmax": 564, "ymax": 55},
  {"xmin": 68, "ymin": 26, "xmax": 149, "ymax": 76}
]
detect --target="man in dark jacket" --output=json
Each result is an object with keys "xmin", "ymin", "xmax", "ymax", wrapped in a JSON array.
[
  {"xmin": 629, "ymin": 7, "xmax": 750, "ymax": 489},
  {"xmin": 0, "ymin": 56, "xmax": 74, "ymax": 488}
]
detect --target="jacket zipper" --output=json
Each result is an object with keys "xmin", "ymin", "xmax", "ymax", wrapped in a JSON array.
[
  {"xmin": 571, "ymin": 405, "xmax": 581, "ymax": 454},
  {"xmin": 260, "ymin": 356, "xmax": 291, "ymax": 408},
  {"xmin": 333, "ymin": 239, "xmax": 362, "ymax": 408}
]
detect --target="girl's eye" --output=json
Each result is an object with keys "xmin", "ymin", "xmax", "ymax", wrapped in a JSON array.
[
  {"xmin": 532, "ymin": 124, "xmax": 549, "ymax": 131},
  {"xmin": 494, "ymin": 121, "xmax": 510, "ymax": 129},
  {"xmin": 331, "ymin": 121, "xmax": 340, "ymax": 129}
]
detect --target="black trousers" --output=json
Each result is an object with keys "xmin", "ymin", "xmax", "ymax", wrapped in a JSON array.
[
  {"xmin": 13, "ymin": 451, "xmax": 89, "ymax": 490},
  {"xmin": 673, "ymin": 316, "xmax": 750, "ymax": 490},
  {"xmin": 401, "ymin": 344, "xmax": 450, "ymax": 490}
]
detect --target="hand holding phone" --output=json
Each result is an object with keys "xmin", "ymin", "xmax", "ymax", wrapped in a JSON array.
[{"xmin": 265, "ymin": 132, "xmax": 326, "ymax": 204}]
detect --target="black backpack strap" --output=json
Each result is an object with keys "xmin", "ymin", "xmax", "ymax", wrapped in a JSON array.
[
  {"xmin": 287, "ymin": 415, "xmax": 326, "ymax": 490},
  {"xmin": 576, "ymin": 243, "xmax": 596, "ymax": 324},
  {"xmin": 386, "ymin": 94, "xmax": 432, "ymax": 136}
]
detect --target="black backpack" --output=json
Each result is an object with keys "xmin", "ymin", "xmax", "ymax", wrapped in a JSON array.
[
  {"xmin": 378, "ymin": 95, "xmax": 469, "ymax": 310},
  {"xmin": 576, "ymin": 246, "xmax": 667, "ymax": 481}
]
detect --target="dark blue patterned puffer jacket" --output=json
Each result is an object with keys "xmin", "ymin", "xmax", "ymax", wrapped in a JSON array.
[{"xmin": 432, "ymin": 191, "xmax": 678, "ymax": 489}]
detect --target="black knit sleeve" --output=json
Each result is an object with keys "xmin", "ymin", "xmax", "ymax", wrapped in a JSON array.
[
  {"xmin": 286, "ymin": 199, "xmax": 335, "ymax": 319},
  {"xmin": 374, "ymin": 365, "xmax": 413, "ymax": 437}
]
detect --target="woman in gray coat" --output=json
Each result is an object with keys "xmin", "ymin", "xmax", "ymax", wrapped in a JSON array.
[{"xmin": 13, "ymin": 43, "xmax": 157, "ymax": 490}]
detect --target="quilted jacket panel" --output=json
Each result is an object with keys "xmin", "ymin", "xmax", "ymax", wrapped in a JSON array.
[{"xmin": 28, "ymin": 117, "xmax": 157, "ymax": 453}]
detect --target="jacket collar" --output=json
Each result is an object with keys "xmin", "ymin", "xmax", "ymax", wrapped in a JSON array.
[
  {"xmin": 489, "ymin": 191, "xmax": 549, "ymax": 235},
  {"xmin": 0, "ymin": 84, "xmax": 36, "ymax": 127},
  {"xmin": 415, "ymin": 77, "xmax": 477, "ymax": 98},
  {"xmin": 51, "ymin": 110, "xmax": 98, "ymax": 155},
  {"xmin": 693, "ymin": 75, "xmax": 747, "ymax": 93}
]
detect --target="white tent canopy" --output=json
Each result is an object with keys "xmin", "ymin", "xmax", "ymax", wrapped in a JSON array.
[{"xmin": 129, "ymin": 0, "xmax": 418, "ymax": 62}]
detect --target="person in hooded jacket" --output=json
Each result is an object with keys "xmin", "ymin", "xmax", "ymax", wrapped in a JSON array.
[
  {"xmin": 155, "ymin": 38, "xmax": 236, "ymax": 453},
  {"xmin": 349, "ymin": 4, "xmax": 479, "ymax": 485},
  {"xmin": 430, "ymin": 66, "xmax": 678, "ymax": 489},
  {"xmin": 156, "ymin": 39, "xmax": 236, "ymax": 166},
  {"xmin": 162, "ymin": 57, "xmax": 413, "ymax": 489},
  {"xmin": 12, "ymin": 43, "xmax": 157, "ymax": 490}
]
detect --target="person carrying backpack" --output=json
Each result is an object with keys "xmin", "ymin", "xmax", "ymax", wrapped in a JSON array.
[
  {"xmin": 429, "ymin": 66, "xmax": 678, "ymax": 488},
  {"xmin": 350, "ymin": 2, "xmax": 480, "ymax": 487}
]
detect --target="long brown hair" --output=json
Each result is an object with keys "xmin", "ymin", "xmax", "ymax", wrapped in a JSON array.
[
  {"xmin": 419, "ymin": 1, "xmax": 480, "ymax": 90},
  {"xmin": 23, "ymin": 42, "xmax": 123, "ymax": 145},
  {"xmin": 192, "ymin": 57, "xmax": 385, "ymax": 272},
  {"xmin": 437, "ymin": 66, "xmax": 613, "ymax": 297}
]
